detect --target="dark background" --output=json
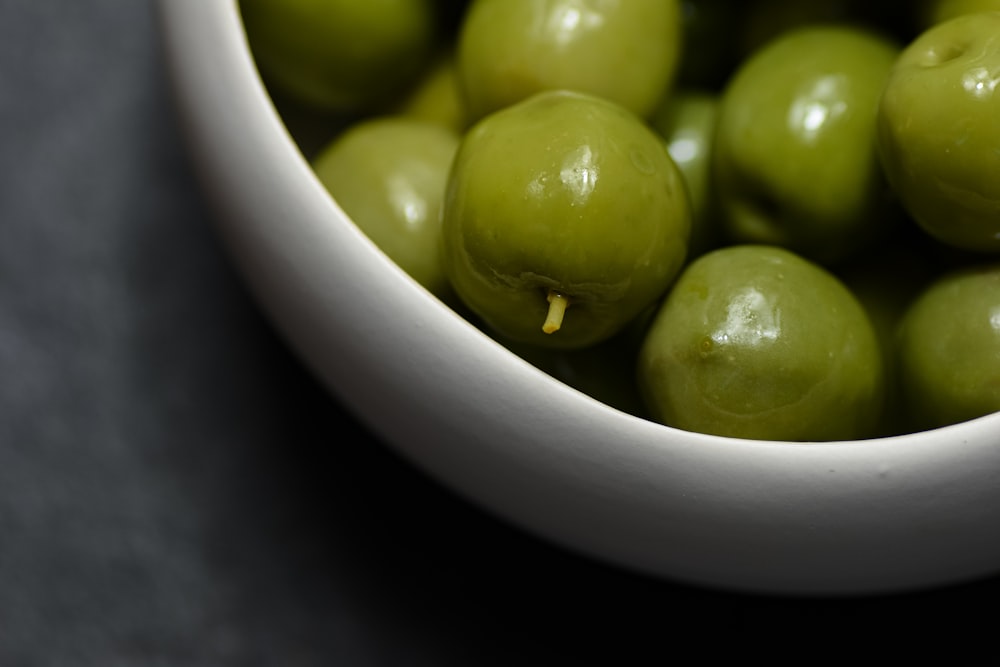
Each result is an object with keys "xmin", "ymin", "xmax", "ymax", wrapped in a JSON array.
[{"xmin": 0, "ymin": 1, "xmax": 997, "ymax": 664}]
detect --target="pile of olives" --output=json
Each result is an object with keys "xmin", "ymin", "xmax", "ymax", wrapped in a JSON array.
[{"xmin": 238, "ymin": 0, "xmax": 1000, "ymax": 442}]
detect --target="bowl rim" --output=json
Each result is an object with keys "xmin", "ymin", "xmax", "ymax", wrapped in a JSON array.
[{"xmin": 157, "ymin": 0, "xmax": 1000, "ymax": 596}]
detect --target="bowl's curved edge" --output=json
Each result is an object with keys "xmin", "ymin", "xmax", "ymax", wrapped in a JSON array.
[{"xmin": 156, "ymin": 0, "xmax": 1000, "ymax": 596}]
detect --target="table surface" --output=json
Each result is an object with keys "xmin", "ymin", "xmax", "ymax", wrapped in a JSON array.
[{"xmin": 2, "ymin": 1, "xmax": 998, "ymax": 664}]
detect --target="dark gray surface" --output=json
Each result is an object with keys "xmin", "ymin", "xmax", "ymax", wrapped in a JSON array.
[{"xmin": 0, "ymin": 1, "xmax": 997, "ymax": 664}]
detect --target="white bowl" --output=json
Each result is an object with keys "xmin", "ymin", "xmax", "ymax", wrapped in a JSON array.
[{"xmin": 157, "ymin": 0, "xmax": 1000, "ymax": 596}]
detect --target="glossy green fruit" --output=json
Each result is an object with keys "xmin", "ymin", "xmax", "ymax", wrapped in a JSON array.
[
  {"xmin": 443, "ymin": 90, "xmax": 691, "ymax": 349},
  {"xmin": 713, "ymin": 25, "xmax": 901, "ymax": 265},
  {"xmin": 455, "ymin": 0, "xmax": 684, "ymax": 123},
  {"xmin": 649, "ymin": 91, "xmax": 723, "ymax": 258},
  {"xmin": 876, "ymin": 11, "xmax": 1000, "ymax": 252},
  {"xmin": 312, "ymin": 117, "xmax": 460, "ymax": 300},
  {"xmin": 239, "ymin": 0, "xmax": 436, "ymax": 113},
  {"xmin": 897, "ymin": 263, "xmax": 1000, "ymax": 430},
  {"xmin": 638, "ymin": 244, "xmax": 884, "ymax": 441}
]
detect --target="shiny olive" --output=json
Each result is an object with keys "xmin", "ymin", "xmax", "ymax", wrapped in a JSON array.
[
  {"xmin": 442, "ymin": 90, "xmax": 691, "ymax": 349},
  {"xmin": 713, "ymin": 25, "xmax": 901, "ymax": 265},
  {"xmin": 649, "ymin": 90, "xmax": 723, "ymax": 259},
  {"xmin": 876, "ymin": 11, "xmax": 1000, "ymax": 252},
  {"xmin": 638, "ymin": 244, "xmax": 885, "ymax": 441},
  {"xmin": 312, "ymin": 117, "xmax": 460, "ymax": 301},
  {"xmin": 455, "ymin": 0, "xmax": 684, "ymax": 123},
  {"xmin": 897, "ymin": 263, "xmax": 1000, "ymax": 430},
  {"xmin": 239, "ymin": 0, "xmax": 437, "ymax": 113}
]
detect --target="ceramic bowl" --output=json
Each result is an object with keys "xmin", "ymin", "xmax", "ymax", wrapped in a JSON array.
[{"xmin": 157, "ymin": 0, "xmax": 1000, "ymax": 596}]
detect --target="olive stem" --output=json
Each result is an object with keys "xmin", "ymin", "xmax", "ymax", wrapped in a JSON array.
[{"xmin": 543, "ymin": 289, "xmax": 571, "ymax": 334}]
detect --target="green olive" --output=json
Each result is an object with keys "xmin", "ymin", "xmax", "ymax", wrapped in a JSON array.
[
  {"xmin": 649, "ymin": 90, "xmax": 723, "ymax": 259},
  {"xmin": 876, "ymin": 11, "xmax": 1000, "ymax": 252},
  {"xmin": 311, "ymin": 117, "xmax": 460, "ymax": 301},
  {"xmin": 638, "ymin": 244, "xmax": 885, "ymax": 441},
  {"xmin": 455, "ymin": 0, "xmax": 684, "ymax": 123},
  {"xmin": 442, "ymin": 90, "xmax": 691, "ymax": 349},
  {"xmin": 713, "ymin": 25, "xmax": 901, "ymax": 265},
  {"xmin": 897, "ymin": 263, "xmax": 1000, "ymax": 430},
  {"xmin": 239, "ymin": 0, "xmax": 437, "ymax": 113}
]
